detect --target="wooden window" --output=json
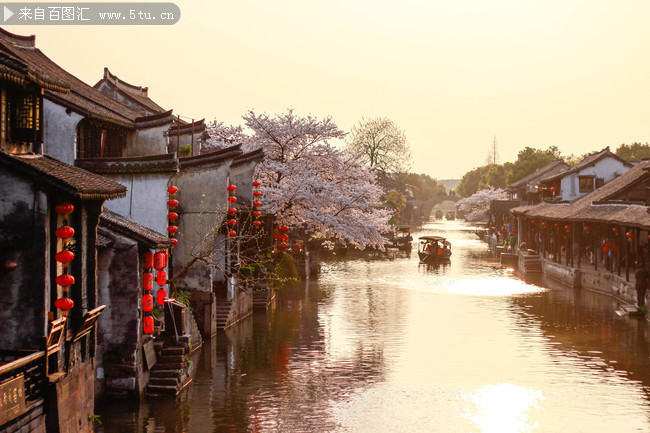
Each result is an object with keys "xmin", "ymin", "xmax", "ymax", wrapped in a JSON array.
[
  {"xmin": 76, "ymin": 119, "xmax": 125, "ymax": 159},
  {"xmin": 1, "ymin": 84, "xmax": 41, "ymax": 146},
  {"xmin": 595, "ymin": 177, "xmax": 604, "ymax": 189},
  {"xmin": 579, "ymin": 176, "xmax": 594, "ymax": 193}
]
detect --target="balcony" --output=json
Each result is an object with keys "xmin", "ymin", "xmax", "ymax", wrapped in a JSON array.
[{"xmin": 0, "ymin": 350, "xmax": 46, "ymax": 428}]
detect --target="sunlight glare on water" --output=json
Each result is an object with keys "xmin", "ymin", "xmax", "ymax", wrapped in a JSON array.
[{"xmin": 101, "ymin": 219, "xmax": 650, "ymax": 433}]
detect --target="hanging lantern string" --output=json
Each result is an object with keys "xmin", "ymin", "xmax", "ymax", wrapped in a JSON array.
[{"xmin": 54, "ymin": 202, "xmax": 75, "ymax": 316}]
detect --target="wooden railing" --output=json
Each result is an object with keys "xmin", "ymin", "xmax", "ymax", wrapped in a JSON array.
[{"xmin": 0, "ymin": 350, "xmax": 46, "ymax": 426}]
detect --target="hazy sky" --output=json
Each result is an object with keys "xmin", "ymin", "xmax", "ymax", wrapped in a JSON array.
[{"xmin": 11, "ymin": 0, "xmax": 650, "ymax": 178}]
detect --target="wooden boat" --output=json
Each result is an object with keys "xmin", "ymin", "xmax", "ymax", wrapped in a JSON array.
[
  {"xmin": 418, "ymin": 236, "xmax": 452, "ymax": 264},
  {"xmin": 390, "ymin": 226, "xmax": 413, "ymax": 251}
]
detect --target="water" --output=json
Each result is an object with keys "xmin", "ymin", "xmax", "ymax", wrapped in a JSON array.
[{"xmin": 101, "ymin": 220, "xmax": 650, "ymax": 432}]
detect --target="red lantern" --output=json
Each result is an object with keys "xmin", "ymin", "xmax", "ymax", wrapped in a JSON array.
[
  {"xmin": 143, "ymin": 273, "xmax": 154, "ymax": 290},
  {"xmin": 279, "ymin": 225, "xmax": 289, "ymax": 233},
  {"xmin": 253, "ymin": 220, "xmax": 262, "ymax": 228},
  {"xmin": 143, "ymin": 316, "xmax": 154, "ymax": 334},
  {"xmin": 253, "ymin": 191, "xmax": 262, "ymax": 197},
  {"xmin": 279, "ymin": 234, "xmax": 289, "ymax": 242},
  {"xmin": 541, "ymin": 222, "xmax": 548, "ymax": 228},
  {"xmin": 171, "ymin": 238, "xmax": 178, "ymax": 246},
  {"xmin": 168, "ymin": 212, "xmax": 179, "ymax": 220},
  {"xmin": 253, "ymin": 181, "xmax": 261, "ymax": 187},
  {"xmin": 168, "ymin": 199, "xmax": 179, "ymax": 208},
  {"xmin": 55, "ymin": 203, "xmax": 74, "ymax": 215},
  {"xmin": 227, "ymin": 196, "xmax": 237, "ymax": 203},
  {"xmin": 157, "ymin": 270, "xmax": 167, "ymax": 286},
  {"xmin": 227, "ymin": 185, "xmax": 237, "ymax": 192},
  {"xmin": 554, "ymin": 223, "xmax": 559, "ymax": 228},
  {"xmin": 228, "ymin": 230, "xmax": 237, "ymax": 237},
  {"xmin": 277, "ymin": 243, "xmax": 288, "ymax": 250},
  {"xmin": 253, "ymin": 201, "xmax": 261, "ymax": 208},
  {"xmin": 253, "ymin": 211, "xmax": 262, "ymax": 218},
  {"xmin": 55, "ymin": 250, "xmax": 74, "ymax": 263},
  {"xmin": 626, "ymin": 231, "xmax": 636, "ymax": 240},
  {"xmin": 613, "ymin": 227, "xmax": 619, "ymax": 234},
  {"xmin": 565, "ymin": 225, "xmax": 571, "ymax": 232},
  {"xmin": 157, "ymin": 289, "xmax": 167, "ymax": 305},
  {"xmin": 167, "ymin": 225, "xmax": 178, "ymax": 234},
  {"xmin": 55, "ymin": 226, "xmax": 75, "ymax": 239},
  {"xmin": 4, "ymin": 260, "xmax": 17, "ymax": 271},
  {"xmin": 551, "ymin": 187, "xmax": 557, "ymax": 193},
  {"xmin": 161, "ymin": 252, "xmax": 168, "ymax": 268},
  {"xmin": 154, "ymin": 252, "xmax": 165, "ymax": 270},
  {"xmin": 584, "ymin": 226, "xmax": 591, "ymax": 233},
  {"xmin": 54, "ymin": 297, "xmax": 74, "ymax": 311},
  {"xmin": 228, "ymin": 219, "xmax": 237, "ymax": 226},
  {"xmin": 144, "ymin": 252, "xmax": 154, "ymax": 268},
  {"xmin": 143, "ymin": 294, "xmax": 154, "ymax": 312},
  {"xmin": 56, "ymin": 274, "xmax": 75, "ymax": 287},
  {"xmin": 167, "ymin": 186, "xmax": 178, "ymax": 194},
  {"xmin": 228, "ymin": 207, "xmax": 237, "ymax": 215}
]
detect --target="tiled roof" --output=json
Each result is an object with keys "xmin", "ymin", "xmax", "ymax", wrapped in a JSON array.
[
  {"xmin": 1, "ymin": 151, "xmax": 126, "ymax": 200},
  {"xmin": 232, "ymin": 147, "xmax": 264, "ymax": 165},
  {"xmin": 0, "ymin": 28, "xmax": 140, "ymax": 127},
  {"xmin": 76, "ymin": 153, "xmax": 179, "ymax": 175},
  {"xmin": 96, "ymin": 233, "xmax": 114, "ymax": 248},
  {"xmin": 489, "ymin": 200, "xmax": 521, "ymax": 215},
  {"xmin": 94, "ymin": 67, "xmax": 167, "ymax": 116},
  {"xmin": 507, "ymin": 160, "xmax": 569, "ymax": 191},
  {"xmin": 100, "ymin": 210, "xmax": 172, "ymax": 249},
  {"xmin": 512, "ymin": 161, "xmax": 650, "ymax": 229},
  {"xmin": 179, "ymin": 144, "xmax": 242, "ymax": 169},
  {"xmin": 540, "ymin": 147, "xmax": 633, "ymax": 183}
]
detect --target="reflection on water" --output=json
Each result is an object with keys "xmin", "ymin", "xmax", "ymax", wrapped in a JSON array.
[{"xmin": 100, "ymin": 220, "xmax": 650, "ymax": 432}]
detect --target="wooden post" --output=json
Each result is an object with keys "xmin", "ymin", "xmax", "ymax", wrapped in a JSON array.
[
  {"xmin": 191, "ymin": 118, "xmax": 195, "ymax": 156},
  {"xmin": 593, "ymin": 225, "xmax": 597, "ymax": 271},
  {"xmin": 625, "ymin": 227, "xmax": 630, "ymax": 282},
  {"xmin": 578, "ymin": 222, "xmax": 582, "ymax": 268},
  {"xmin": 176, "ymin": 115, "xmax": 180, "ymax": 155},
  {"xmin": 617, "ymin": 228, "xmax": 621, "ymax": 276}
]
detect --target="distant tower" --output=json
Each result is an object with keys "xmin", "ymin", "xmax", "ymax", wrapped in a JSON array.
[{"xmin": 486, "ymin": 135, "xmax": 499, "ymax": 165}]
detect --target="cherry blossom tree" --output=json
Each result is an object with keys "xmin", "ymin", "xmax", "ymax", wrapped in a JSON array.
[
  {"xmin": 202, "ymin": 110, "xmax": 391, "ymax": 248},
  {"xmin": 202, "ymin": 120, "xmax": 248, "ymax": 152},
  {"xmin": 457, "ymin": 187, "xmax": 509, "ymax": 222},
  {"xmin": 245, "ymin": 110, "xmax": 391, "ymax": 249}
]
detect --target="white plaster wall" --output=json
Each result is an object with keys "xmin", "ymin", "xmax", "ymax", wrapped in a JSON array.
[
  {"xmin": 230, "ymin": 159, "xmax": 258, "ymax": 206},
  {"xmin": 126, "ymin": 124, "xmax": 169, "ymax": 157},
  {"xmin": 42, "ymin": 98, "xmax": 83, "ymax": 164},
  {"xmin": 102, "ymin": 172, "xmax": 170, "ymax": 235},
  {"xmin": 560, "ymin": 157, "xmax": 631, "ymax": 201},
  {"xmin": 170, "ymin": 162, "xmax": 232, "ymax": 292}
]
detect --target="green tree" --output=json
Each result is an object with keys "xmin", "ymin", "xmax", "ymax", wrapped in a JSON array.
[
  {"xmin": 506, "ymin": 146, "xmax": 562, "ymax": 185},
  {"xmin": 393, "ymin": 173, "xmax": 446, "ymax": 201},
  {"xmin": 383, "ymin": 190, "xmax": 406, "ymax": 225},
  {"xmin": 615, "ymin": 142, "xmax": 650, "ymax": 161},
  {"xmin": 478, "ymin": 163, "xmax": 512, "ymax": 190},
  {"xmin": 457, "ymin": 166, "xmax": 491, "ymax": 197}
]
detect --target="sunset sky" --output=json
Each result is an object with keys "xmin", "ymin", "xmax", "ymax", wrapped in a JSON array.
[{"xmin": 10, "ymin": 0, "xmax": 650, "ymax": 179}]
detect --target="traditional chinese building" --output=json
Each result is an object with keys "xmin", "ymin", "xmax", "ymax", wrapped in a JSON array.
[
  {"xmin": 539, "ymin": 147, "xmax": 633, "ymax": 202},
  {"xmin": 0, "ymin": 151, "xmax": 126, "ymax": 433}
]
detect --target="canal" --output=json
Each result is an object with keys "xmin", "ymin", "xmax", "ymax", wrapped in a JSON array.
[{"xmin": 101, "ymin": 220, "xmax": 650, "ymax": 432}]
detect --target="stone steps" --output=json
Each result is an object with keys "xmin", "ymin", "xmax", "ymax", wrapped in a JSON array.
[{"xmin": 216, "ymin": 300, "xmax": 232, "ymax": 329}]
